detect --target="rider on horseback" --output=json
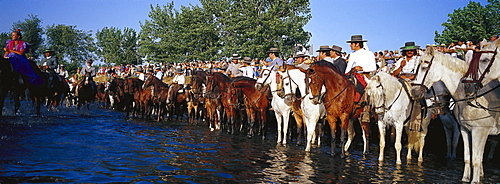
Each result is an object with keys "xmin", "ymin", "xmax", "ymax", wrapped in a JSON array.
[
  {"xmin": 74, "ymin": 59, "xmax": 97, "ymax": 97},
  {"xmin": 3, "ymin": 29, "xmax": 44, "ymax": 86},
  {"xmin": 41, "ymin": 48, "xmax": 61, "ymax": 89}
]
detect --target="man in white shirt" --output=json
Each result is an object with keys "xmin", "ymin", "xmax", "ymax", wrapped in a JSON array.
[
  {"xmin": 392, "ymin": 42, "xmax": 421, "ymax": 81},
  {"xmin": 345, "ymin": 35, "xmax": 377, "ymax": 75},
  {"xmin": 172, "ymin": 68, "xmax": 185, "ymax": 86},
  {"xmin": 239, "ymin": 57, "xmax": 255, "ymax": 78},
  {"xmin": 155, "ymin": 67, "xmax": 164, "ymax": 81},
  {"xmin": 226, "ymin": 54, "xmax": 243, "ymax": 77}
]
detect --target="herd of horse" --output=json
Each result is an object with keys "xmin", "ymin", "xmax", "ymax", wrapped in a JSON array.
[{"xmin": 1, "ymin": 39, "xmax": 499, "ymax": 183}]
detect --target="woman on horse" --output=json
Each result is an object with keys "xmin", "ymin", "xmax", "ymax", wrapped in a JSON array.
[{"xmin": 3, "ymin": 29, "xmax": 44, "ymax": 86}]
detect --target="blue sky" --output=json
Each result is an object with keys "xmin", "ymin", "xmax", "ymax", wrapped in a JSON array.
[{"xmin": 0, "ymin": 0, "xmax": 490, "ymax": 56}]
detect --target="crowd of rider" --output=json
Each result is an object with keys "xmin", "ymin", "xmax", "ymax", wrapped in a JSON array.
[{"xmin": 5, "ymin": 28, "xmax": 499, "ymax": 88}]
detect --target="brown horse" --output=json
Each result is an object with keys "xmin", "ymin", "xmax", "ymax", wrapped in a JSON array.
[
  {"xmin": 231, "ymin": 77, "xmax": 270, "ymax": 139},
  {"xmin": 123, "ymin": 78, "xmax": 147, "ymax": 117},
  {"xmin": 166, "ymin": 83, "xmax": 187, "ymax": 120},
  {"xmin": 187, "ymin": 70, "xmax": 208, "ymax": 124},
  {"xmin": 204, "ymin": 72, "xmax": 228, "ymax": 131},
  {"xmin": 305, "ymin": 60, "xmax": 356, "ymax": 157},
  {"xmin": 143, "ymin": 75, "xmax": 169, "ymax": 121}
]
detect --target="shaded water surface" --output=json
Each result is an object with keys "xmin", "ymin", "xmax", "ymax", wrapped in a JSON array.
[{"xmin": 1, "ymin": 102, "xmax": 499, "ymax": 183}]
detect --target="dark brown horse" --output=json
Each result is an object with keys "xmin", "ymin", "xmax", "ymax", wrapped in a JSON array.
[
  {"xmin": 75, "ymin": 75, "xmax": 96, "ymax": 110},
  {"xmin": 305, "ymin": 60, "xmax": 356, "ymax": 157},
  {"xmin": 231, "ymin": 77, "xmax": 270, "ymax": 139},
  {"xmin": 143, "ymin": 74, "xmax": 169, "ymax": 121},
  {"xmin": 124, "ymin": 78, "xmax": 146, "ymax": 117}
]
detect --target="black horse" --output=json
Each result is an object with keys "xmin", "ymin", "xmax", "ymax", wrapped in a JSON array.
[
  {"xmin": 75, "ymin": 74, "xmax": 97, "ymax": 110},
  {"xmin": 0, "ymin": 57, "xmax": 25, "ymax": 116}
]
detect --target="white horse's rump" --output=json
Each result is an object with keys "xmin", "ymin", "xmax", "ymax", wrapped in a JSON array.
[
  {"xmin": 366, "ymin": 72, "xmax": 412, "ymax": 164},
  {"xmin": 415, "ymin": 48, "xmax": 500, "ymax": 183}
]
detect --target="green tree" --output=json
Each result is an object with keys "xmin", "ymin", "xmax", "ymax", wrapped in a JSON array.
[
  {"xmin": 96, "ymin": 27, "xmax": 139, "ymax": 65},
  {"xmin": 44, "ymin": 24, "xmax": 95, "ymax": 73},
  {"xmin": 11, "ymin": 14, "xmax": 44, "ymax": 59},
  {"xmin": 139, "ymin": 2, "xmax": 181, "ymax": 63},
  {"xmin": 435, "ymin": 0, "xmax": 499, "ymax": 44}
]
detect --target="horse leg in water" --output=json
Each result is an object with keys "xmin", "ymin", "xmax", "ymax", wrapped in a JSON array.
[
  {"xmin": 339, "ymin": 113, "xmax": 350, "ymax": 158},
  {"xmin": 326, "ymin": 115, "xmax": 338, "ymax": 157},
  {"xmin": 378, "ymin": 119, "xmax": 387, "ymax": 162},
  {"xmin": 440, "ymin": 113, "xmax": 459, "ymax": 159}
]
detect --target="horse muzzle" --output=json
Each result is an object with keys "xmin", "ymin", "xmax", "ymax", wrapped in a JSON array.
[
  {"xmin": 310, "ymin": 95, "xmax": 320, "ymax": 105},
  {"xmin": 284, "ymin": 94, "xmax": 296, "ymax": 106}
]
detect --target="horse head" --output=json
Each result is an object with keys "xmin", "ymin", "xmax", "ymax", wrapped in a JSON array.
[
  {"xmin": 255, "ymin": 68, "xmax": 272, "ymax": 91},
  {"xmin": 275, "ymin": 72, "xmax": 285, "ymax": 98},
  {"xmin": 365, "ymin": 75, "xmax": 385, "ymax": 114},
  {"xmin": 279, "ymin": 71, "xmax": 296, "ymax": 105},
  {"xmin": 305, "ymin": 67, "xmax": 323, "ymax": 105}
]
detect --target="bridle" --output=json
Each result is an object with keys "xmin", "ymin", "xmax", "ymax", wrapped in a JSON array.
[
  {"xmin": 372, "ymin": 82, "xmax": 403, "ymax": 112},
  {"xmin": 306, "ymin": 68, "xmax": 351, "ymax": 106}
]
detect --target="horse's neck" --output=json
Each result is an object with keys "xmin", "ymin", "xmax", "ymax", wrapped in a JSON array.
[
  {"xmin": 289, "ymin": 70, "xmax": 307, "ymax": 97},
  {"xmin": 439, "ymin": 68, "xmax": 467, "ymax": 100}
]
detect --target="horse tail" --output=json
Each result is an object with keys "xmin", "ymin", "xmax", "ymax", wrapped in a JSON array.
[{"xmin": 406, "ymin": 129, "xmax": 420, "ymax": 150}]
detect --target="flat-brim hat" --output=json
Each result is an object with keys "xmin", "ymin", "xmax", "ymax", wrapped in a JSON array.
[
  {"xmin": 400, "ymin": 42, "xmax": 420, "ymax": 51},
  {"xmin": 346, "ymin": 35, "xmax": 368, "ymax": 43},
  {"xmin": 316, "ymin": 45, "xmax": 331, "ymax": 52},
  {"xmin": 175, "ymin": 68, "xmax": 184, "ymax": 73},
  {"xmin": 231, "ymin": 54, "xmax": 240, "ymax": 60},
  {"xmin": 331, "ymin": 45, "xmax": 342, "ymax": 53},
  {"xmin": 294, "ymin": 52, "xmax": 307, "ymax": 58},
  {"xmin": 43, "ymin": 49, "xmax": 55, "ymax": 53},
  {"xmin": 242, "ymin": 57, "xmax": 252, "ymax": 64},
  {"xmin": 266, "ymin": 48, "xmax": 280, "ymax": 53},
  {"xmin": 86, "ymin": 59, "xmax": 93, "ymax": 63}
]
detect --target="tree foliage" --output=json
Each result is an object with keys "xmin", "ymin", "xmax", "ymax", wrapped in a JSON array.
[
  {"xmin": 435, "ymin": 0, "xmax": 500, "ymax": 44},
  {"xmin": 44, "ymin": 24, "xmax": 95, "ymax": 72},
  {"xmin": 96, "ymin": 27, "xmax": 139, "ymax": 65},
  {"xmin": 11, "ymin": 14, "xmax": 44, "ymax": 59},
  {"xmin": 139, "ymin": 0, "xmax": 311, "ymax": 62}
]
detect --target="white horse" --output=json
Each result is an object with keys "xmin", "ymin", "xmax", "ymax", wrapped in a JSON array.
[
  {"xmin": 414, "ymin": 48, "xmax": 500, "ymax": 183},
  {"xmin": 478, "ymin": 38, "xmax": 500, "ymax": 84},
  {"xmin": 279, "ymin": 68, "xmax": 326, "ymax": 152},
  {"xmin": 366, "ymin": 72, "xmax": 413, "ymax": 164},
  {"xmin": 256, "ymin": 68, "xmax": 292, "ymax": 145}
]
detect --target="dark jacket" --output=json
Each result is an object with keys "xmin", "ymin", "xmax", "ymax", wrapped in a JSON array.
[
  {"xmin": 42, "ymin": 56, "xmax": 58, "ymax": 71},
  {"xmin": 333, "ymin": 57, "xmax": 347, "ymax": 75}
]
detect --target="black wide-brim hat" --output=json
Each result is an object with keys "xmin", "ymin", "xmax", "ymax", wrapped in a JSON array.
[
  {"xmin": 346, "ymin": 35, "xmax": 368, "ymax": 43},
  {"xmin": 231, "ymin": 53, "xmax": 241, "ymax": 60},
  {"xmin": 400, "ymin": 41, "xmax": 420, "ymax": 51}
]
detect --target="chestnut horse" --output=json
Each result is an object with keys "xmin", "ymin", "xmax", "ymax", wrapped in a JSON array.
[
  {"xmin": 232, "ymin": 77, "xmax": 270, "ymax": 139},
  {"xmin": 143, "ymin": 75, "xmax": 169, "ymax": 121},
  {"xmin": 305, "ymin": 60, "xmax": 356, "ymax": 157}
]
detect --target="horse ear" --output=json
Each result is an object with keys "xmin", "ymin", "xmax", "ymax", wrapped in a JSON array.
[
  {"xmin": 427, "ymin": 46, "xmax": 435, "ymax": 56},
  {"xmin": 306, "ymin": 68, "xmax": 315, "ymax": 74}
]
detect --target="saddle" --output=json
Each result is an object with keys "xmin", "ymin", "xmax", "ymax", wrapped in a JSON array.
[{"xmin": 347, "ymin": 72, "xmax": 367, "ymax": 103}]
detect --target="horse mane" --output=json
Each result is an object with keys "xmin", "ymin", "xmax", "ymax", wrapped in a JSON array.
[
  {"xmin": 426, "ymin": 50, "xmax": 469, "ymax": 74},
  {"xmin": 231, "ymin": 76, "xmax": 256, "ymax": 82},
  {"xmin": 310, "ymin": 60, "xmax": 340, "ymax": 74},
  {"xmin": 369, "ymin": 72, "xmax": 402, "ymax": 97}
]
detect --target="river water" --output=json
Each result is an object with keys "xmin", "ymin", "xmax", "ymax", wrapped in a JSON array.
[{"xmin": 0, "ymin": 100, "xmax": 499, "ymax": 183}]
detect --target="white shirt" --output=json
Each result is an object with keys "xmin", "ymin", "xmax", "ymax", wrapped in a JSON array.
[
  {"xmin": 172, "ymin": 74, "xmax": 185, "ymax": 85},
  {"xmin": 138, "ymin": 73, "xmax": 146, "ymax": 81},
  {"xmin": 239, "ymin": 66, "xmax": 255, "ymax": 79},
  {"xmin": 393, "ymin": 56, "xmax": 420, "ymax": 74},
  {"xmin": 345, "ymin": 48, "xmax": 377, "ymax": 74}
]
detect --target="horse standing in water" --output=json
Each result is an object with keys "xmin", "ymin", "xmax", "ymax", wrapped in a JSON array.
[
  {"xmin": 143, "ymin": 75, "xmax": 169, "ymax": 121},
  {"xmin": 278, "ymin": 67, "xmax": 326, "ymax": 151},
  {"xmin": 413, "ymin": 47, "xmax": 500, "ymax": 183},
  {"xmin": 0, "ymin": 57, "xmax": 24, "ymax": 116},
  {"xmin": 305, "ymin": 60, "xmax": 356, "ymax": 157},
  {"xmin": 233, "ymin": 77, "xmax": 270, "ymax": 139},
  {"xmin": 187, "ymin": 71, "xmax": 207, "ymax": 124},
  {"xmin": 256, "ymin": 68, "xmax": 292, "ymax": 145}
]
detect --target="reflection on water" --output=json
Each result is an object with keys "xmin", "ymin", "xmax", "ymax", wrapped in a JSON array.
[{"xmin": 0, "ymin": 101, "xmax": 499, "ymax": 183}]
